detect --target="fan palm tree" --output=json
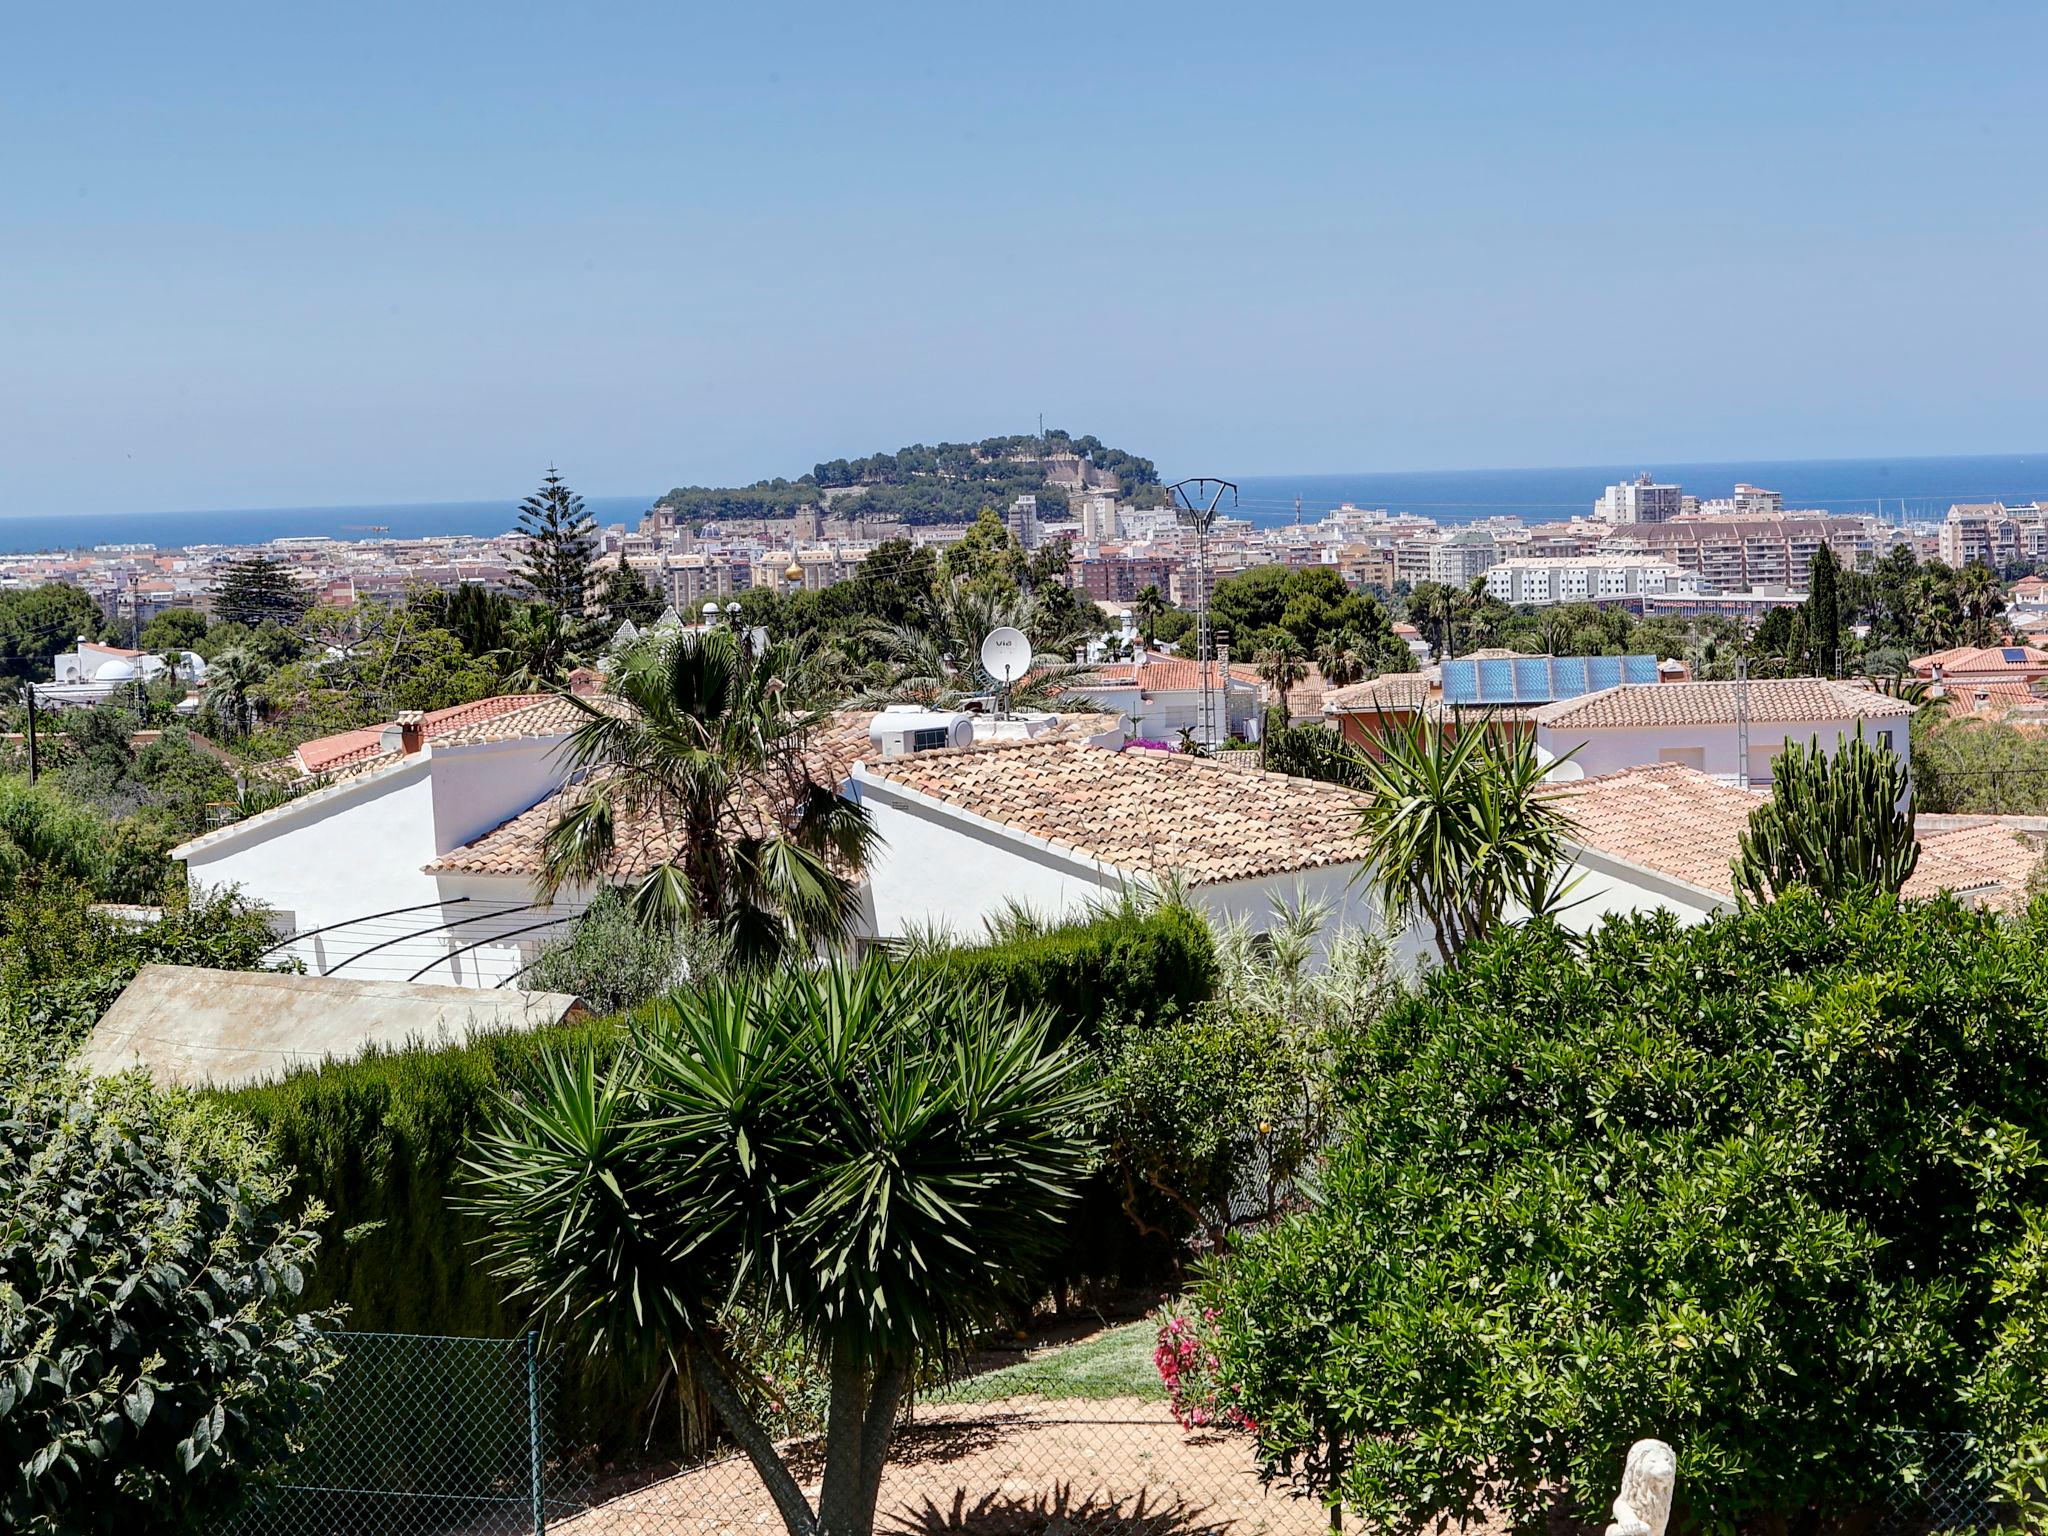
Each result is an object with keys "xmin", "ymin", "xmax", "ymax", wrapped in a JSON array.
[
  {"xmin": 1316, "ymin": 629, "xmax": 1369, "ymax": 688},
  {"xmin": 859, "ymin": 584, "xmax": 1092, "ymax": 710},
  {"xmin": 465, "ymin": 960, "xmax": 1095, "ymax": 1536},
  {"xmin": 202, "ymin": 648, "xmax": 266, "ymax": 739},
  {"xmin": 492, "ymin": 603, "xmax": 585, "ymax": 692},
  {"xmin": 1255, "ymin": 637, "xmax": 1310, "ymax": 721},
  {"xmin": 1954, "ymin": 562, "xmax": 2005, "ymax": 648},
  {"xmin": 1351, "ymin": 714, "xmax": 1579, "ymax": 965},
  {"xmin": 1133, "ymin": 583, "xmax": 1168, "ymax": 645},
  {"xmin": 539, "ymin": 626, "xmax": 876, "ymax": 964}
]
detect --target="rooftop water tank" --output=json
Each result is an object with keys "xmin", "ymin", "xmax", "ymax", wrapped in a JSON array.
[{"xmin": 868, "ymin": 705, "xmax": 975, "ymax": 758}]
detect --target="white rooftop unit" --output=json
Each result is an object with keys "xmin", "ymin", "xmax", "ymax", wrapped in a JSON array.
[{"xmin": 868, "ymin": 705, "xmax": 975, "ymax": 758}]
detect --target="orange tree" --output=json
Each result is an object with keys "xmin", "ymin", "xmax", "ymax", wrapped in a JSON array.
[{"xmin": 1197, "ymin": 891, "xmax": 2048, "ymax": 1533}]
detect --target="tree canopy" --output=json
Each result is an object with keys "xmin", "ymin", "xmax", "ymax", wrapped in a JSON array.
[{"xmin": 1199, "ymin": 892, "xmax": 2048, "ymax": 1534}]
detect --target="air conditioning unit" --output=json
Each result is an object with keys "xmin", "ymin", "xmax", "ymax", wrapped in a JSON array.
[{"xmin": 868, "ymin": 705, "xmax": 975, "ymax": 758}]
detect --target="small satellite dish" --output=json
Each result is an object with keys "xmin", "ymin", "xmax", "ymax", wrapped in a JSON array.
[{"xmin": 980, "ymin": 626, "xmax": 1032, "ymax": 684}]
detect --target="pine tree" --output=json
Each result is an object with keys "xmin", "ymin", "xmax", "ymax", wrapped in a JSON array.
[
  {"xmin": 213, "ymin": 557, "xmax": 309, "ymax": 630},
  {"xmin": 1732, "ymin": 726, "xmax": 1918, "ymax": 908},
  {"xmin": 513, "ymin": 468, "xmax": 598, "ymax": 619},
  {"xmin": 1807, "ymin": 547, "xmax": 1841, "ymax": 677},
  {"xmin": 597, "ymin": 560, "xmax": 663, "ymax": 630}
]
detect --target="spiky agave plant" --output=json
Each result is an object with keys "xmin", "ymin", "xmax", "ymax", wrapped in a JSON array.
[
  {"xmin": 1733, "ymin": 724, "xmax": 1919, "ymax": 908},
  {"xmin": 464, "ymin": 960, "xmax": 1096, "ymax": 1536}
]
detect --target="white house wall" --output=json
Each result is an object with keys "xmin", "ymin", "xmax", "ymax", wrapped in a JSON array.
[
  {"xmin": 1543, "ymin": 715, "xmax": 1910, "ymax": 787},
  {"xmin": 854, "ymin": 780, "xmax": 1127, "ymax": 943},
  {"xmin": 185, "ymin": 761, "xmax": 442, "ymax": 978},
  {"xmin": 181, "ymin": 736, "xmax": 585, "ymax": 989},
  {"xmin": 852, "ymin": 773, "xmax": 1434, "ymax": 964}
]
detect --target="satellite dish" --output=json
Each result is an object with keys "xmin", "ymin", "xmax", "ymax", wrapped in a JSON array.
[{"xmin": 980, "ymin": 626, "xmax": 1033, "ymax": 684}]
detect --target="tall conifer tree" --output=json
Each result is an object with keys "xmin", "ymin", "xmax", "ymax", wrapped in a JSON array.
[{"xmin": 514, "ymin": 468, "xmax": 598, "ymax": 620}]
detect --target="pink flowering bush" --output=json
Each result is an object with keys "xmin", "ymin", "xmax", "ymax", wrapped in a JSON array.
[{"xmin": 1152, "ymin": 1299, "xmax": 1254, "ymax": 1434}]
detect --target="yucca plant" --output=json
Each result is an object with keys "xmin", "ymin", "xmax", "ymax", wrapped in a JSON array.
[
  {"xmin": 1349, "ymin": 713, "xmax": 1578, "ymax": 965},
  {"xmin": 1733, "ymin": 724, "xmax": 1918, "ymax": 908},
  {"xmin": 464, "ymin": 961, "xmax": 1096, "ymax": 1536}
]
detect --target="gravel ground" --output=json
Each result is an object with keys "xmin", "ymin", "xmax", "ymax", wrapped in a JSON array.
[{"xmin": 552, "ymin": 1393, "xmax": 1354, "ymax": 1535}]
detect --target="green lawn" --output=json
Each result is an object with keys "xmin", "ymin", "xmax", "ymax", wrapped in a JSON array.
[{"xmin": 931, "ymin": 1319, "xmax": 1166, "ymax": 1404}]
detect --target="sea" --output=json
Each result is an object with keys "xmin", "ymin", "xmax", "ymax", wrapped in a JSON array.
[{"xmin": 6, "ymin": 453, "xmax": 2047, "ymax": 555}]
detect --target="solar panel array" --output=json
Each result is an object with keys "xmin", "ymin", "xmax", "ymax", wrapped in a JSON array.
[{"xmin": 1440, "ymin": 654, "xmax": 1662, "ymax": 706}]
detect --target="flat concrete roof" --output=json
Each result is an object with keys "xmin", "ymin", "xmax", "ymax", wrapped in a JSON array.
[{"xmin": 80, "ymin": 964, "xmax": 587, "ymax": 1089}]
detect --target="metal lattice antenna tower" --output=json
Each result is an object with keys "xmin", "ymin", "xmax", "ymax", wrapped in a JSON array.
[{"xmin": 1166, "ymin": 477, "xmax": 1238, "ymax": 748}]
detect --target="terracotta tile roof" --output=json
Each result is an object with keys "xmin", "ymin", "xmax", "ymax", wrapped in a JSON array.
[
  {"xmin": 1911, "ymin": 644, "xmax": 2048, "ymax": 676},
  {"xmin": 1322, "ymin": 672, "xmax": 1436, "ymax": 714},
  {"xmin": 1549, "ymin": 762, "xmax": 2040, "ymax": 908},
  {"xmin": 859, "ymin": 737, "xmax": 1369, "ymax": 884},
  {"xmin": 293, "ymin": 694, "xmax": 573, "ymax": 774},
  {"xmin": 1078, "ymin": 660, "xmax": 1261, "ymax": 693},
  {"xmin": 429, "ymin": 694, "xmax": 622, "ymax": 747},
  {"xmin": 296, "ymin": 728, "xmax": 388, "ymax": 774},
  {"xmin": 1533, "ymin": 679, "xmax": 1915, "ymax": 730},
  {"xmin": 426, "ymin": 711, "xmax": 1125, "ymax": 880}
]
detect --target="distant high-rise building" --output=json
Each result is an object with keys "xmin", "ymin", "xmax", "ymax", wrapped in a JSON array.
[
  {"xmin": 1006, "ymin": 494, "xmax": 1041, "ymax": 550},
  {"xmin": 1080, "ymin": 495, "xmax": 1120, "ymax": 543},
  {"xmin": 1595, "ymin": 472, "xmax": 1684, "ymax": 524}
]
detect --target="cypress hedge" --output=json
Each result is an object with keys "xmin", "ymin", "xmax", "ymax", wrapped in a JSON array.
[{"xmin": 214, "ymin": 907, "xmax": 1216, "ymax": 1445}]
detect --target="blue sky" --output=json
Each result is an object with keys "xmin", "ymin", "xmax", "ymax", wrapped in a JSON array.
[{"xmin": 5, "ymin": 2, "xmax": 2044, "ymax": 514}]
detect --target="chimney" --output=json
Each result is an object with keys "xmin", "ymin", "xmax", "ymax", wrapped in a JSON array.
[
  {"xmin": 567, "ymin": 666, "xmax": 604, "ymax": 698},
  {"xmin": 396, "ymin": 710, "xmax": 426, "ymax": 756}
]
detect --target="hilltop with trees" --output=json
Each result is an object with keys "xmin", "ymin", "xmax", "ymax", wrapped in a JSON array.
[{"xmin": 659, "ymin": 430, "xmax": 1167, "ymax": 527}]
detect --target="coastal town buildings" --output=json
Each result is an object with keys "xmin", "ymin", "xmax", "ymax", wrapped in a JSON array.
[
  {"xmin": 1595, "ymin": 473, "xmax": 1685, "ymax": 524},
  {"xmin": 1484, "ymin": 555, "xmax": 1699, "ymax": 606}
]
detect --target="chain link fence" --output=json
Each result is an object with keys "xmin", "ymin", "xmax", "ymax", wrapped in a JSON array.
[
  {"xmin": 239, "ymin": 1332, "xmax": 572, "ymax": 1536},
  {"xmin": 1876, "ymin": 1431, "xmax": 2012, "ymax": 1536},
  {"xmin": 243, "ymin": 1330, "xmax": 2016, "ymax": 1536}
]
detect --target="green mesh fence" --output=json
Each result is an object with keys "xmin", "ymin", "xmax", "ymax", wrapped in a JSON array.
[{"xmin": 241, "ymin": 1330, "xmax": 2017, "ymax": 1536}]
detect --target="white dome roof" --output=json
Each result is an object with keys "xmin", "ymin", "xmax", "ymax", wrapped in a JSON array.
[{"xmin": 95, "ymin": 658, "xmax": 138, "ymax": 682}]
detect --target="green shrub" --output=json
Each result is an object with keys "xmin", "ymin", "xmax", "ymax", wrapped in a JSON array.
[
  {"xmin": 215, "ymin": 907, "xmax": 1215, "ymax": 1448},
  {"xmin": 918, "ymin": 900, "xmax": 1216, "ymax": 1045},
  {"xmin": 0, "ymin": 879, "xmax": 281, "ymax": 1061},
  {"xmin": 522, "ymin": 887, "xmax": 728, "ymax": 1015},
  {"xmin": 1, "ymin": 1070, "xmax": 338, "ymax": 1535},
  {"xmin": 1199, "ymin": 893, "xmax": 2048, "ymax": 1534}
]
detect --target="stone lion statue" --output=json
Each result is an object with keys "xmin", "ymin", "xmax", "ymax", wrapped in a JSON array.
[{"xmin": 1604, "ymin": 1438, "xmax": 1678, "ymax": 1536}]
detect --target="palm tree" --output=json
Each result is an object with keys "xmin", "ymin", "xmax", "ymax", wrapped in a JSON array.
[
  {"xmin": 492, "ymin": 604, "xmax": 585, "ymax": 691},
  {"xmin": 1316, "ymin": 629, "xmax": 1369, "ymax": 688},
  {"xmin": 203, "ymin": 649, "xmax": 265, "ymax": 739},
  {"xmin": 1254, "ymin": 637, "xmax": 1310, "ymax": 720},
  {"xmin": 860, "ymin": 584, "xmax": 1091, "ymax": 710},
  {"xmin": 1954, "ymin": 562, "xmax": 2004, "ymax": 648},
  {"xmin": 466, "ymin": 961, "xmax": 1095, "ymax": 1536},
  {"xmin": 1351, "ymin": 714, "xmax": 1579, "ymax": 966},
  {"xmin": 539, "ymin": 626, "xmax": 875, "ymax": 964},
  {"xmin": 1133, "ymin": 584, "xmax": 1167, "ymax": 646}
]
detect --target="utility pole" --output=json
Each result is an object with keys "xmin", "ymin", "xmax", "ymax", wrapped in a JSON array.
[
  {"xmin": 1735, "ymin": 655, "xmax": 1750, "ymax": 791},
  {"xmin": 22, "ymin": 683, "xmax": 38, "ymax": 784},
  {"xmin": 1166, "ymin": 477, "xmax": 1238, "ymax": 749}
]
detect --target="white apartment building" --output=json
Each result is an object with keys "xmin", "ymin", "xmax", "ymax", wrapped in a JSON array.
[
  {"xmin": 1080, "ymin": 495, "xmax": 1121, "ymax": 542},
  {"xmin": 1935, "ymin": 503, "xmax": 2048, "ymax": 568},
  {"xmin": 1484, "ymin": 555, "xmax": 1700, "ymax": 606},
  {"xmin": 1006, "ymin": 494, "xmax": 1042, "ymax": 550},
  {"xmin": 1695, "ymin": 483, "xmax": 1785, "ymax": 517},
  {"xmin": 1594, "ymin": 473, "xmax": 1684, "ymax": 524},
  {"xmin": 1428, "ymin": 529, "xmax": 1499, "ymax": 586},
  {"xmin": 1600, "ymin": 515, "xmax": 1877, "ymax": 593},
  {"xmin": 661, "ymin": 553, "xmax": 738, "ymax": 610}
]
